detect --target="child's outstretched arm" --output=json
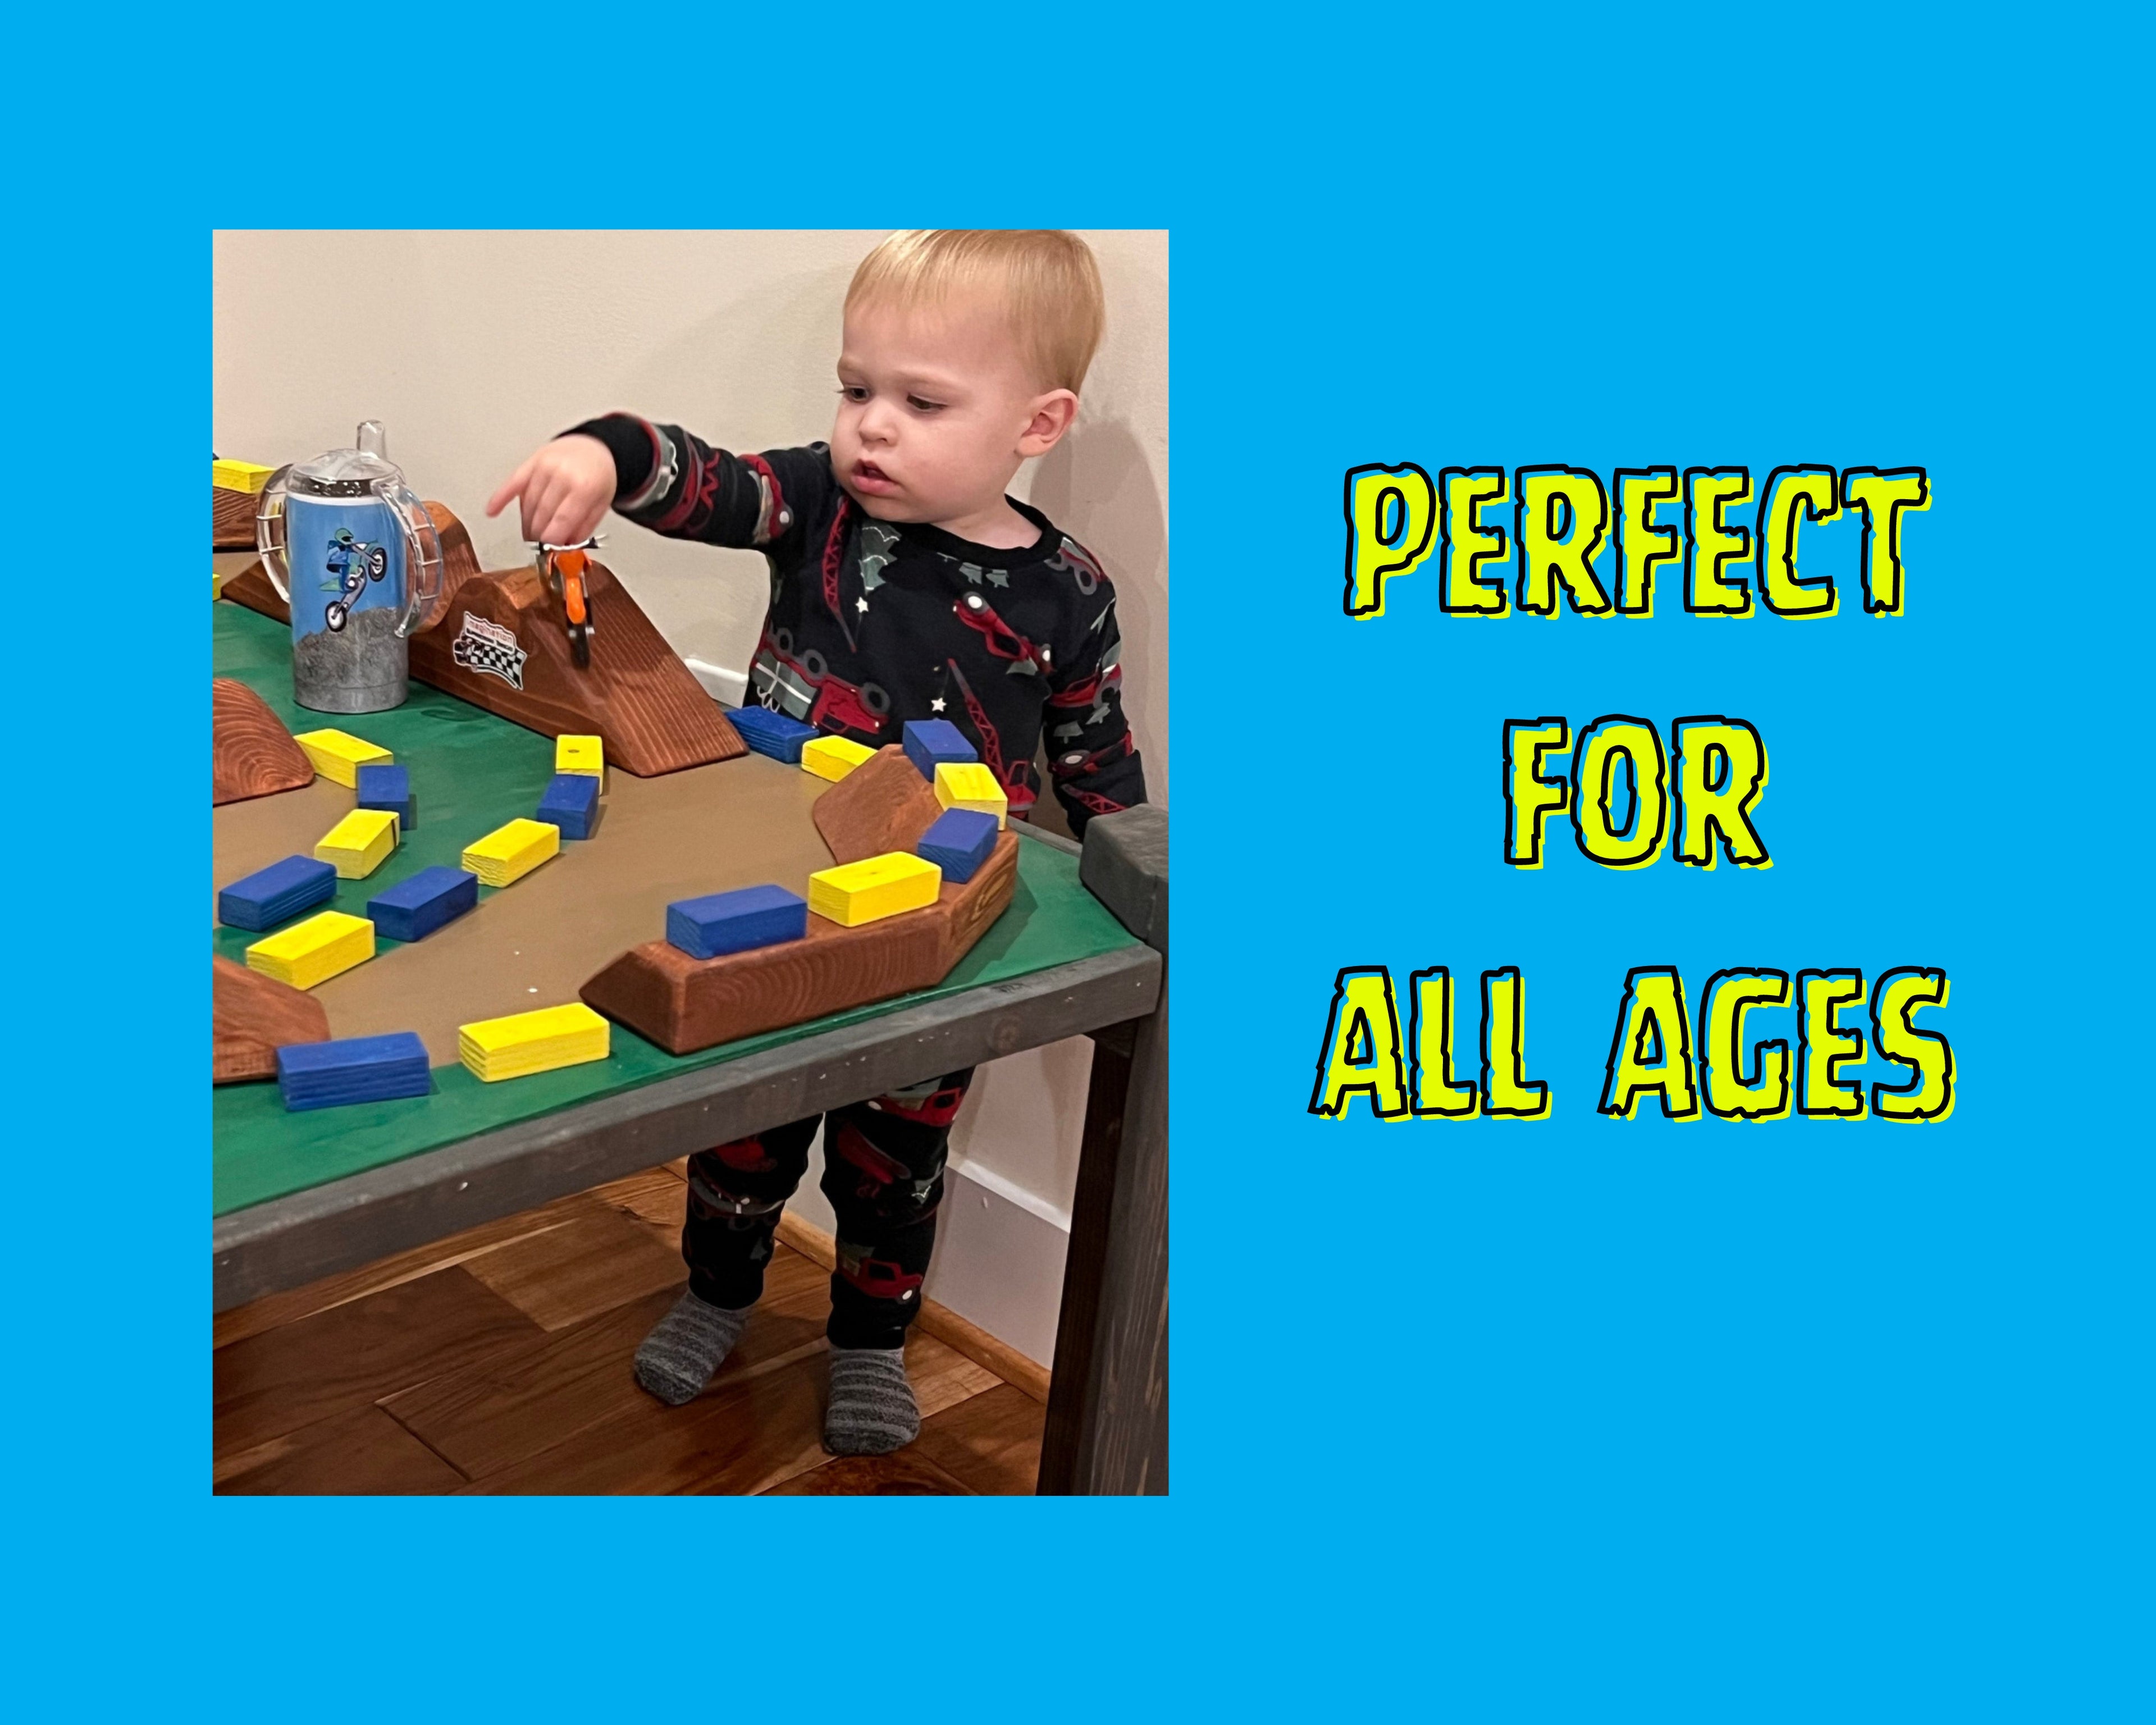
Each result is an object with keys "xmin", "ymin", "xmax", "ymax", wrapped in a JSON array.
[
  {"xmin": 1044, "ymin": 573, "xmax": 1148, "ymax": 834},
  {"xmin": 488, "ymin": 416, "xmax": 837, "ymax": 555},
  {"xmin": 485, "ymin": 433, "xmax": 617, "ymax": 545}
]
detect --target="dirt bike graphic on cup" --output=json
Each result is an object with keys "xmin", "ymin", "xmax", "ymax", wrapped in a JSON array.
[{"xmin": 320, "ymin": 526, "xmax": 391, "ymax": 632}]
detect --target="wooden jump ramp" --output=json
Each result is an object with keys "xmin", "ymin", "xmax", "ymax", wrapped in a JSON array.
[
  {"xmin": 212, "ymin": 678, "xmax": 315, "ymax": 805},
  {"xmin": 214, "ymin": 955, "xmax": 329, "ymax": 1083},
  {"xmin": 218, "ymin": 501, "xmax": 744, "ymax": 777}
]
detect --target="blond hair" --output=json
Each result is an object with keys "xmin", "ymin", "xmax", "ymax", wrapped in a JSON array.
[{"xmin": 847, "ymin": 230, "xmax": 1106, "ymax": 394}]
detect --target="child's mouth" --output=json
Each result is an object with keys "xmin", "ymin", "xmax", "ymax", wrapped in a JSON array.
[{"xmin": 852, "ymin": 461, "xmax": 898, "ymax": 494}]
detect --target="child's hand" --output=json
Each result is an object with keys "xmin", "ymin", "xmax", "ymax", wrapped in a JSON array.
[{"xmin": 485, "ymin": 434, "xmax": 616, "ymax": 545}]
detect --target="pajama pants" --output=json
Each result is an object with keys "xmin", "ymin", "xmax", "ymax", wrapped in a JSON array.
[{"xmin": 682, "ymin": 1068, "xmax": 974, "ymax": 1350}]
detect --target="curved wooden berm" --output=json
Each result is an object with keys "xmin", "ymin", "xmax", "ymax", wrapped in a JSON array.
[
  {"xmin": 581, "ymin": 747, "xmax": 1018, "ymax": 1055},
  {"xmin": 214, "ymin": 955, "xmax": 330, "ymax": 1083},
  {"xmin": 213, "ymin": 677, "xmax": 316, "ymax": 804}
]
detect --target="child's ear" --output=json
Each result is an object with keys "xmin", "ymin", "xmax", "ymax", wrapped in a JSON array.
[{"xmin": 1017, "ymin": 390, "xmax": 1080, "ymax": 459}]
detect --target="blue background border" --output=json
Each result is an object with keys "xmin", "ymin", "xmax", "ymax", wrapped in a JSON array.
[{"xmin": 10, "ymin": 5, "xmax": 2150, "ymax": 1718}]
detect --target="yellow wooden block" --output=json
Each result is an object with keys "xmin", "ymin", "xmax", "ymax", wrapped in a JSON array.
[
  {"xmin": 461, "ymin": 818, "xmax": 561, "ymax": 888},
  {"xmin": 458, "ymin": 1002, "xmax": 611, "ymax": 1082},
  {"xmin": 933, "ymin": 761, "xmax": 1008, "ymax": 829},
  {"xmin": 555, "ymin": 734, "xmax": 605, "ymax": 786},
  {"xmin": 212, "ymin": 570, "xmax": 223, "ymax": 601},
  {"xmin": 314, "ymin": 807, "xmax": 400, "ymax": 879},
  {"xmin": 293, "ymin": 729, "xmax": 392, "ymax": 788},
  {"xmin": 801, "ymin": 736, "xmax": 875, "ymax": 782},
  {"xmin": 806, "ymin": 851, "xmax": 943, "ymax": 928},
  {"xmin": 213, "ymin": 459, "xmax": 277, "ymax": 494},
  {"xmin": 245, "ymin": 911, "xmax": 375, "ymax": 991}
]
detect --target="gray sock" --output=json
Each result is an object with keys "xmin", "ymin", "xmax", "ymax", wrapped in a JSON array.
[
  {"xmin": 634, "ymin": 1289, "xmax": 752, "ymax": 1405},
  {"xmin": 825, "ymin": 1345, "xmax": 920, "ymax": 1455}
]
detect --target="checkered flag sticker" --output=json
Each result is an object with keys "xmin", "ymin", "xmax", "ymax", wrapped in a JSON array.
[{"xmin": 451, "ymin": 611, "xmax": 528, "ymax": 691}]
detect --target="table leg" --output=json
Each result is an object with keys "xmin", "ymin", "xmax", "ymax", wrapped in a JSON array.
[{"xmin": 1039, "ymin": 807, "xmax": 1169, "ymax": 1495}]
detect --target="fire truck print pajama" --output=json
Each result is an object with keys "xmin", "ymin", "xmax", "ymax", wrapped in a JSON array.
[
  {"xmin": 686, "ymin": 1073, "xmax": 972, "ymax": 1348},
  {"xmin": 565, "ymin": 415, "xmax": 1148, "ymax": 1347}
]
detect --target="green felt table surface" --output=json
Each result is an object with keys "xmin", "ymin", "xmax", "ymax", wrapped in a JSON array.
[{"xmin": 213, "ymin": 601, "xmax": 1138, "ymax": 1217}]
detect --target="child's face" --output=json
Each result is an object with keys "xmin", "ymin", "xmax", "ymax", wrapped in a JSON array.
[{"xmin": 832, "ymin": 291, "xmax": 1067, "ymax": 533}]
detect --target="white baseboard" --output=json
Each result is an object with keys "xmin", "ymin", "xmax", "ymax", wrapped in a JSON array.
[
  {"xmin": 682, "ymin": 656, "xmax": 749, "ymax": 708},
  {"xmin": 791, "ymin": 1131, "xmax": 1068, "ymax": 1368},
  {"xmin": 920, "ymin": 1157, "xmax": 1069, "ymax": 1368}
]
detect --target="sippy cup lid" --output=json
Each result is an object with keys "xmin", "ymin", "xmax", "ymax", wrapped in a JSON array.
[{"xmin": 288, "ymin": 422, "xmax": 403, "ymax": 498}]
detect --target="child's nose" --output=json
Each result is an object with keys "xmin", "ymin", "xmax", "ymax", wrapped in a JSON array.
[{"xmin": 859, "ymin": 399, "xmax": 897, "ymax": 444}]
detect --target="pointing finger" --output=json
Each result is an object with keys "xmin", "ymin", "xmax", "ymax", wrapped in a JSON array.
[{"xmin": 484, "ymin": 454, "xmax": 535, "ymax": 518}]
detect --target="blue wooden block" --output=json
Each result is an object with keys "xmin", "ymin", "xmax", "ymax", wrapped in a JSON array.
[
  {"xmin": 728, "ymin": 704, "xmax": 819, "ymax": 764},
  {"xmin": 666, "ymin": 884, "xmax": 808, "ymax": 960},
  {"xmin": 902, "ymin": 718, "xmax": 977, "ymax": 781},
  {"xmin": 355, "ymin": 761, "xmax": 415, "ymax": 829},
  {"xmin": 277, "ymin": 1032, "xmax": 432, "ymax": 1112},
  {"xmin": 536, "ymin": 772, "xmax": 601, "ymax": 839},
  {"xmin": 916, "ymin": 807, "xmax": 999, "ymax": 883},
  {"xmin": 217, "ymin": 854, "xmax": 339, "ymax": 931},
  {"xmin": 366, "ymin": 865, "xmax": 479, "ymax": 943}
]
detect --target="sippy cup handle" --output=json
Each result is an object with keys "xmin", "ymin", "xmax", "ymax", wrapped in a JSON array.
[
  {"xmin": 254, "ymin": 465, "xmax": 294, "ymax": 603},
  {"xmin": 380, "ymin": 478, "xmax": 444, "ymax": 639}
]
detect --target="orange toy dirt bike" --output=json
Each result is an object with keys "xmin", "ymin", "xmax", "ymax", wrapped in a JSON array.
[{"xmin": 536, "ymin": 537, "xmax": 602, "ymax": 668}]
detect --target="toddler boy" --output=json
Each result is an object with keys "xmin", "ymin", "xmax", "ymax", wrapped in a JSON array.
[{"xmin": 486, "ymin": 230, "xmax": 1145, "ymax": 1455}]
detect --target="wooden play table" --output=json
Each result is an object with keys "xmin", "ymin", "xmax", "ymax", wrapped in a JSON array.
[{"xmin": 211, "ymin": 599, "xmax": 1167, "ymax": 1493}]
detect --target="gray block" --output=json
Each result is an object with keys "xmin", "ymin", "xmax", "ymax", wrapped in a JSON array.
[{"xmin": 1080, "ymin": 806, "xmax": 1168, "ymax": 951}]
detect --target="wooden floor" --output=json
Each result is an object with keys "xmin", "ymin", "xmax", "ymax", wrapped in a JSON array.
[{"xmin": 213, "ymin": 1162, "xmax": 1046, "ymax": 1495}]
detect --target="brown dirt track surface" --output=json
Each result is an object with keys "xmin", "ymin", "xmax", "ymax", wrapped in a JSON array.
[{"xmin": 212, "ymin": 754, "xmax": 838, "ymax": 1064}]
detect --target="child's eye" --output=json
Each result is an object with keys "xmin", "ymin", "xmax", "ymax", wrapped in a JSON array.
[
  {"xmin": 907, "ymin": 396, "xmax": 944, "ymax": 413},
  {"xmin": 838, "ymin": 385, "xmax": 869, "ymax": 403}
]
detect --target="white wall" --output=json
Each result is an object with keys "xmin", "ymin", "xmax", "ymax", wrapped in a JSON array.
[{"xmin": 213, "ymin": 230, "xmax": 1168, "ymax": 1362}]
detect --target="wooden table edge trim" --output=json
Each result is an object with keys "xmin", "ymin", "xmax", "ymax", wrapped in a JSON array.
[
  {"xmin": 214, "ymin": 944, "xmax": 1162, "ymax": 1311},
  {"xmin": 773, "ymin": 1212, "xmax": 1052, "ymax": 1405},
  {"xmin": 1012, "ymin": 819, "xmax": 1080, "ymax": 857}
]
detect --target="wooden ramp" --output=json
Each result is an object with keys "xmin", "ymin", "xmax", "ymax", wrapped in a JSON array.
[{"xmin": 219, "ymin": 501, "xmax": 744, "ymax": 777}]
